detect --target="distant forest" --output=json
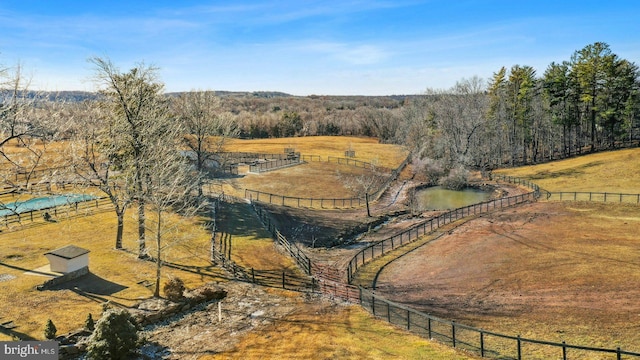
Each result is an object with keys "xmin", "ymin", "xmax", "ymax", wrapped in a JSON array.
[{"xmin": 3, "ymin": 42, "xmax": 639, "ymax": 171}]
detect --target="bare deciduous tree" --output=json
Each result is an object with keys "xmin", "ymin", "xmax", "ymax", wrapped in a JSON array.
[
  {"xmin": 173, "ymin": 90, "xmax": 238, "ymax": 195},
  {"xmin": 142, "ymin": 127, "xmax": 205, "ymax": 297},
  {"xmin": 90, "ymin": 56, "xmax": 174, "ymax": 258},
  {"xmin": 68, "ymin": 100, "xmax": 133, "ymax": 249}
]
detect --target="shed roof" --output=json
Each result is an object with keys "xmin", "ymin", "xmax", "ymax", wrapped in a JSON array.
[{"xmin": 44, "ymin": 245, "xmax": 90, "ymax": 260}]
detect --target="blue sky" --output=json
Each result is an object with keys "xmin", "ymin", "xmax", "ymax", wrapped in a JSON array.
[{"xmin": 1, "ymin": 1, "xmax": 639, "ymax": 95}]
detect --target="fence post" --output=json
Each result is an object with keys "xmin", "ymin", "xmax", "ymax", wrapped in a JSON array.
[
  {"xmin": 387, "ymin": 301, "xmax": 391, "ymax": 322},
  {"xmin": 407, "ymin": 310, "xmax": 410, "ymax": 330},
  {"xmin": 480, "ymin": 331, "xmax": 485, "ymax": 357},
  {"xmin": 452, "ymin": 321, "xmax": 456, "ymax": 347},
  {"xmin": 371, "ymin": 294, "xmax": 376, "ymax": 315},
  {"xmin": 427, "ymin": 317, "xmax": 432, "ymax": 339},
  {"xmin": 562, "ymin": 341, "xmax": 567, "ymax": 360},
  {"xmin": 282, "ymin": 272, "xmax": 286, "ymax": 289},
  {"xmin": 252, "ymin": 268, "xmax": 255, "ymax": 283},
  {"xmin": 617, "ymin": 347, "xmax": 622, "ymax": 360},
  {"xmin": 517, "ymin": 335, "xmax": 522, "ymax": 360}
]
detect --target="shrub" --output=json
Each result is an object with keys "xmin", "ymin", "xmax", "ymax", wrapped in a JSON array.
[
  {"xmin": 413, "ymin": 157, "xmax": 446, "ymax": 185},
  {"xmin": 163, "ymin": 277, "xmax": 186, "ymax": 302},
  {"xmin": 85, "ymin": 313, "xmax": 95, "ymax": 331},
  {"xmin": 44, "ymin": 319, "xmax": 57, "ymax": 340},
  {"xmin": 439, "ymin": 166, "xmax": 471, "ymax": 190},
  {"xmin": 86, "ymin": 308, "xmax": 139, "ymax": 360}
]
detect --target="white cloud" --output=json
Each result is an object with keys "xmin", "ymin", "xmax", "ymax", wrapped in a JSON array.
[{"xmin": 300, "ymin": 41, "xmax": 390, "ymax": 65}]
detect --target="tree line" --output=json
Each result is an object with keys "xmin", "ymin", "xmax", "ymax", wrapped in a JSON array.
[{"xmin": 1, "ymin": 43, "xmax": 638, "ymax": 288}]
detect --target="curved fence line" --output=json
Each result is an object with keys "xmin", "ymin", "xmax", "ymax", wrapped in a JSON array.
[
  {"xmin": 360, "ymin": 288, "xmax": 640, "ymax": 359},
  {"xmin": 244, "ymin": 152, "xmax": 411, "ymax": 209},
  {"xmin": 346, "ymin": 191, "xmax": 537, "ymax": 283},
  {"xmin": 347, "ymin": 173, "xmax": 540, "ymax": 284},
  {"xmin": 348, "ymin": 175, "xmax": 640, "ymax": 359}
]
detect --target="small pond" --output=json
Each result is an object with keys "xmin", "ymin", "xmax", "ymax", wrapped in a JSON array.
[{"xmin": 415, "ymin": 186, "xmax": 491, "ymax": 210}]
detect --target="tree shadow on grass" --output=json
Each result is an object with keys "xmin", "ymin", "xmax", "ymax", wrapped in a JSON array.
[
  {"xmin": 0, "ymin": 324, "xmax": 37, "ymax": 341},
  {"xmin": 47, "ymin": 272, "xmax": 128, "ymax": 296}
]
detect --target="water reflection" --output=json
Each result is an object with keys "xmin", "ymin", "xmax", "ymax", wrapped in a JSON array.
[{"xmin": 415, "ymin": 186, "xmax": 490, "ymax": 210}]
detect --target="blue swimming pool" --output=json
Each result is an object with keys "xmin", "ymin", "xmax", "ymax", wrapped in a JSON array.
[{"xmin": 0, "ymin": 194, "xmax": 98, "ymax": 217}]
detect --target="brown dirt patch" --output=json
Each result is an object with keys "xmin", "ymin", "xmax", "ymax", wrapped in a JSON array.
[{"xmin": 373, "ymin": 201, "xmax": 640, "ymax": 350}]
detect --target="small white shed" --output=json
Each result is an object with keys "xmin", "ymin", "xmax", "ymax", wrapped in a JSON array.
[{"xmin": 44, "ymin": 245, "xmax": 90, "ymax": 274}]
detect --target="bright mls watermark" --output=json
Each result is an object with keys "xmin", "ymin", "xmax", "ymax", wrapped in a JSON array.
[{"xmin": 1, "ymin": 341, "xmax": 58, "ymax": 359}]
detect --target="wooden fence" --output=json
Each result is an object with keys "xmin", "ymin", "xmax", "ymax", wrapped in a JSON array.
[
  {"xmin": 1, "ymin": 196, "xmax": 111, "ymax": 228},
  {"xmin": 1, "ymin": 165, "xmax": 68, "ymax": 183},
  {"xmin": 327, "ymin": 156, "xmax": 381, "ymax": 170},
  {"xmin": 216, "ymin": 152, "xmax": 292, "ymax": 163},
  {"xmin": 360, "ymin": 288, "xmax": 640, "ymax": 360},
  {"xmin": 347, "ymin": 191, "xmax": 537, "ymax": 283},
  {"xmin": 250, "ymin": 202, "xmax": 312, "ymax": 275},
  {"xmin": 209, "ymin": 196, "xmax": 316, "ymax": 290},
  {"xmin": 244, "ymin": 152, "xmax": 411, "ymax": 209},
  {"xmin": 245, "ymin": 189, "xmax": 365, "ymax": 209},
  {"xmin": 547, "ymin": 191, "xmax": 640, "ymax": 204},
  {"xmin": 248, "ymin": 158, "xmax": 303, "ymax": 173}
]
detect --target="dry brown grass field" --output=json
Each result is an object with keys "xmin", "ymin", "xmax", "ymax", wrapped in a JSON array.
[
  {"xmin": 0, "ymin": 136, "xmax": 479, "ymax": 360},
  {"xmin": 224, "ymin": 136, "xmax": 408, "ymax": 169},
  {"xmin": 216, "ymin": 136, "xmax": 409, "ymax": 200},
  {"xmin": 0, "ymin": 210, "xmax": 225, "ymax": 341},
  {"xmin": 366, "ymin": 148, "xmax": 640, "ymax": 359},
  {"xmin": 493, "ymin": 148, "xmax": 640, "ymax": 193},
  {"xmin": 10, "ymin": 137, "xmax": 638, "ymax": 358}
]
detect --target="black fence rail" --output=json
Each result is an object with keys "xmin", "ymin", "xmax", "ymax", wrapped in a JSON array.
[
  {"xmin": 547, "ymin": 191, "xmax": 640, "ymax": 204},
  {"xmin": 315, "ymin": 278, "xmax": 360, "ymax": 302},
  {"xmin": 209, "ymin": 197, "xmax": 315, "ymax": 290},
  {"xmin": 245, "ymin": 189, "xmax": 365, "ymax": 209},
  {"xmin": 211, "ymin": 239, "xmax": 315, "ymax": 290},
  {"xmin": 370, "ymin": 153, "xmax": 411, "ymax": 201},
  {"xmin": 216, "ymin": 152, "xmax": 292, "ymax": 163},
  {"xmin": 247, "ymin": 268, "xmax": 316, "ymax": 291},
  {"xmin": 243, "ymin": 152, "xmax": 411, "ymax": 209},
  {"xmin": 300, "ymin": 154, "xmax": 321, "ymax": 162},
  {"xmin": 489, "ymin": 174, "xmax": 542, "ymax": 195},
  {"xmin": 489, "ymin": 138, "xmax": 640, "ymax": 168},
  {"xmin": 248, "ymin": 158, "xmax": 303, "ymax": 173},
  {"xmin": 327, "ymin": 156, "xmax": 384, "ymax": 170},
  {"xmin": 251, "ymin": 202, "xmax": 312, "ymax": 275},
  {"xmin": 347, "ymin": 191, "xmax": 537, "ymax": 283},
  {"xmin": 360, "ymin": 288, "xmax": 640, "ymax": 360},
  {"xmin": 1, "ymin": 165, "xmax": 69, "ymax": 184},
  {"xmin": 1, "ymin": 196, "xmax": 111, "ymax": 228}
]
